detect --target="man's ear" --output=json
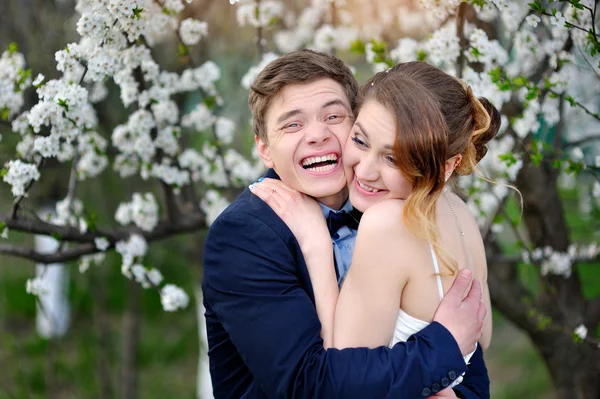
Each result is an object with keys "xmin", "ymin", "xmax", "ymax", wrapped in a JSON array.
[{"xmin": 255, "ymin": 135, "xmax": 275, "ymax": 169}]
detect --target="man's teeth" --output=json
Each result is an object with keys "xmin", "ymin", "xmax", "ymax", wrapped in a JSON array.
[
  {"xmin": 301, "ymin": 154, "xmax": 338, "ymax": 172},
  {"xmin": 358, "ymin": 180, "xmax": 381, "ymax": 193},
  {"xmin": 302, "ymin": 154, "xmax": 338, "ymax": 167}
]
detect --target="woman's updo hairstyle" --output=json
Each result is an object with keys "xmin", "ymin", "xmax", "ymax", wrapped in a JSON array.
[{"xmin": 357, "ymin": 61, "xmax": 501, "ymax": 274}]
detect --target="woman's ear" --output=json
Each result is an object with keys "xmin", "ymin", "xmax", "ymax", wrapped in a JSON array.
[
  {"xmin": 255, "ymin": 135, "xmax": 275, "ymax": 169},
  {"xmin": 444, "ymin": 154, "xmax": 463, "ymax": 181}
]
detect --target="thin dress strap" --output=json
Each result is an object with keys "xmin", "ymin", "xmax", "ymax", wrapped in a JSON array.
[{"xmin": 429, "ymin": 244, "xmax": 445, "ymax": 301}]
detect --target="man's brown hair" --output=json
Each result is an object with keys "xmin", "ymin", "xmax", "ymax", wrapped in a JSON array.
[{"xmin": 249, "ymin": 49, "xmax": 359, "ymax": 142}]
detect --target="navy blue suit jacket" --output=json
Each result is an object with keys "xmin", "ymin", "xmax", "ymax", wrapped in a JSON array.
[{"xmin": 202, "ymin": 169, "xmax": 490, "ymax": 398}]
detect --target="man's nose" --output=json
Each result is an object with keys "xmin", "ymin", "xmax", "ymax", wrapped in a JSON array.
[{"xmin": 304, "ymin": 122, "xmax": 331, "ymax": 145}]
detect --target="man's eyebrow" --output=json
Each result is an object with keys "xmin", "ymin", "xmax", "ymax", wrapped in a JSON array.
[
  {"xmin": 322, "ymin": 99, "xmax": 350, "ymax": 111},
  {"xmin": 276, "ymin": 109, "xmax": 303, "ymax": 125}
]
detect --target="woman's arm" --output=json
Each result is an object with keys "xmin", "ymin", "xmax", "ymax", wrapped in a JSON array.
[
  {"xmin": 333, "ymin": 200, "xmax": 412, "ymax": 348},
  {"xmin": 250, "ymin": 178, "xmax": 339, "ymax": 347}
]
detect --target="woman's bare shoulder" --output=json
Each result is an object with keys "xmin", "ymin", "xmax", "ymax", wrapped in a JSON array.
[{"xmin": 359, "ymin": 199, "xmax": 408, "ymax": 234}]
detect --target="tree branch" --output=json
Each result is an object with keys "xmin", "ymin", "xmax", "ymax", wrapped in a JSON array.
[
  {"xmin": 0, "ymin": 210, "xmax": 205, "ymax": 245},
  {"xmin": 0, "ymin": 241, "xmax": 98, "ymax": 264},
  {"xmin": 0, "ymin": 208, "xmax": 205, "ymax": 264}
]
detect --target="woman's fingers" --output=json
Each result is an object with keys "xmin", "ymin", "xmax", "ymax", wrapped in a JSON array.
[{"xmin": 249, "ymin": 181, "xmax": 283, "ymax": 212}]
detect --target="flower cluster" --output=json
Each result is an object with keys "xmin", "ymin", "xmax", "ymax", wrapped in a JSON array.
[
  {"xmin": 160, "ymin": 284, "xmax": 190, "ymax": 312},
  {"xmin": 115, "ymin": 192, "xmax": 160, "ymax": 232},
  {"xmin": 3, "ymin": 160, "xmax": 40, "ymax": 197}
]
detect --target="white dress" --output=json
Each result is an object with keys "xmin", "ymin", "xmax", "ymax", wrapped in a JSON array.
[{"xmin": 388, "ymin": 245, "xmax": 475, "ymax": 388}]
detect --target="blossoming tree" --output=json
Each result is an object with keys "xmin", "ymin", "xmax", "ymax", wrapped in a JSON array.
[{"xmin": 0, "ymin": 0, "xmax": 599, "ymax": 397}]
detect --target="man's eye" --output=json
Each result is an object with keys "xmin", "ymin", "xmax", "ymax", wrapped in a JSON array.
[
  {"xmin": 282, "ymin": 122, "xmax": 302, "ymax": 132},
  {"xmin": 326, "ymin": 114, "xmax": 345, "ymax": 123}
]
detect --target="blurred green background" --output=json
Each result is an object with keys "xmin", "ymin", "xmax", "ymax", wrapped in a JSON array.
[{"xmin": 1, "ymin": 0, "xmax": 599, "ymax": 398}]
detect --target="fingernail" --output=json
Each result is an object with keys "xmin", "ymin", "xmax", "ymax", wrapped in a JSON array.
[
  {"xmin": 248, "ymin": 183, "xmax": 257, "ymax": 190},
  {"xmin": 258, "ymin": 177, "xmax": 264, "ymax": 182}
]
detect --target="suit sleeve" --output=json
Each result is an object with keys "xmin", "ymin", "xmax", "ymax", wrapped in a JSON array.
[
  {"xmin": 203, "ymin": 212, "xmax": 469, "ymax": 398},
  {"xmin": 452, "ymin": 345, "xmax": 490, "ymax": 399}
]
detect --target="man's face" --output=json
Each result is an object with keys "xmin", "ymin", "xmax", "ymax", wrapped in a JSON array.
[{"xmin": 256, "ymin": 78, "xmax": 353, "ymax": 209}]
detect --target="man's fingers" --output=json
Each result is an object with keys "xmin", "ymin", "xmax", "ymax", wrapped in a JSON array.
[
  {"xmin": 445, "ymin": 269, "xmax": 473, "ymax": 303},
  {"xmin": 466, "ymin": 278, "xmax": 483, "ymax": 305}
]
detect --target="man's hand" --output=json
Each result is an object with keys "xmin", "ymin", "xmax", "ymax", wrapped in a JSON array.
[{"xmin": 433, "ymin": 269, "xmax": 486, "ymax": 356}]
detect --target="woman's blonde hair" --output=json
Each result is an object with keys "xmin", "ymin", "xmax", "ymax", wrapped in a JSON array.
[{"xmin": 358, "ymin": 62, "xmax": 501, "ymax": 275}]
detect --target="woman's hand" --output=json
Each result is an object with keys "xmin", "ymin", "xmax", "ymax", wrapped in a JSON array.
[{"xmin": 250, "ymin": 178, "xmax": 331, "ymax": 253}]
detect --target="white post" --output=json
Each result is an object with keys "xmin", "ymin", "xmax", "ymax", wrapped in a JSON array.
[
  {"xmin": 34, "ymin": 208, "xmax": 70, "ymax": 338},
  {"xmin": 196, "ymin": 286, "xmax": 214, "ymax": 399}
]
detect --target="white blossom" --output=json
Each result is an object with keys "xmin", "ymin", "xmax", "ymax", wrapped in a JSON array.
[
  {"xmin": 241, "ymin": 52, "xmax": 279, "ymax": 90},
  {"xmin": 79, "ymin": 252, "xmax": 105, "ymax": 273},
  {"xmin": 550, "ymin": 11, "xmax": 567, "ymax": 29},
  {"xmin": 574, "ymin": 324, "xmax": 588, "ymax": 340},
  {"xmin": 181, "ymin": 103, "xmax": 215, "ymax": 132},
  {"xmin": 179, "ymin": 18, "xmax": 208, "ymax": 46},
  {"xmin": 3, "ymin": 160, "xmax": 41, "ymax": 197},
  {"xmin": 26, "ymin": 277, "xmax": 49, "ymax": 296},
  {"xmin": 95, "ymin": 237, "xmax": 110, "ymax": 251},
  {"xmin": 201, "ymin": 189, "xmax": 230, "ymax": 226},
  {"xmin": 540, "ymin": 251, "xmax": 572, "ymax": 278},
  {"xmin": 116, "ymin": 233, "xmax": 148, "ymax": 274},
  {"xmin": 526, "ymin": 15, "xmax": 540, "ymax": 28},
  {"xmin": 160, "ymin": 284, "xmax": 190, "ymax": 311}
]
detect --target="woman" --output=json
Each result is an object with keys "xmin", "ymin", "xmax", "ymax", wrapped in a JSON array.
[{"xmin": 251, "ymin": 61, "xmax": 499, "ymax": 396}]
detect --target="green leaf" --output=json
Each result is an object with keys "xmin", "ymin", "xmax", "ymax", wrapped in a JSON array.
[
  {"xmin": 0, "ymin": 168, "xmax": 7, "ymax": 177},
  {"xmin": 416, "ymin": 49, "xmax": 427, "ymax": 61},
  {"xmin": 7, "ymin": 42, "xmax": 18, "ymax": 54},
  {"xmin": 511, "ymin": 75, "xmax": 529, "ymax": 88},
  {"xmin": 470, "ymin": 47, "xmax": 482, "ymax": 60},
  {"xmin": 525, "ymin": 86, "xmax": 539, "ymax": 101},
  {"xmin": 178, "ymin": 43, "xmax": 188, "ymax": 57},
  {"xmin": 203, "ymin": 96, "xmax": 217, "ymax": 109},
  {"xmin": 16, "ymin": 68, "xmax": 32, "ymax": 91},
  {"xmin": 370, "ymin": 40, "xmax": 387, "ymax": 55},
  {"xmin": 468, "ymin": 0, "xmax": 486, "ymax": 7},
  {"xmin": 51, "ymin": 232, "xmax": 61, "ymax": 241},
  {"xmin": 0, "ymin": 221, "xmax": 6, "ymax": 234},
  {"xmin": 1, "ymin": 107, "xmax": 9, "ymax": 121},
  {"xmin": 350, "ymin": 39, "xmax": 366, "ymax": 55},
  {"xmin": 57, "ymin": 98, "xmax": 69, "ymax": 112},
  {"xmin": 488, "ymin": 66, "xmax": 502, "ymax": 84},
  {"xmin": 552, "ymin": 159, "xmax": 563, "ymax": 169},
  {"xmin": 565, "ymin": 161, "xmax": 585, "ymax": 176},
  {"xmin": 499, "ymin": 152, "xmax": 518, "ymax": 166},
  {"xmin": 531, "ymin": 152, "xmax": 543, "ymax": 166},
  {"xmin": 132, "ymin": 6, "xmax": 144, "ymax": 20},
  {"xmin": 528, "ymin": 1, "xmax": 543, "ymax": 12},
  {"xmin": 565, "ymin": 95, "xmax": 577, "ymax": 107}
]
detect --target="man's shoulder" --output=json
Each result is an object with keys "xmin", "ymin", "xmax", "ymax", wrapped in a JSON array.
[{"xmin": 208, "ymin": 187, "xmax": 293, "ymax": 240}]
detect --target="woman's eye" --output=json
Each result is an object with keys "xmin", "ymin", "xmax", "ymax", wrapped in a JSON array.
[
  {"xmin": 351, "ymin": 136, "xmax": 366, "ymax": 147},
  {"xmin": 384, "ymin": 155, "xmax": 397, "ymax": 165}
]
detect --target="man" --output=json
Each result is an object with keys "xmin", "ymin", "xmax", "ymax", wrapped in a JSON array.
[{"xmin": 202, "ymin": 49, "xmax": 489, "ymax": 398}]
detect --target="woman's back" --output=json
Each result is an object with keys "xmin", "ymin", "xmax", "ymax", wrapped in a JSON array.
[{"xmin": 359, "ymin": 191, "xmax": 491, "ymax": 350}]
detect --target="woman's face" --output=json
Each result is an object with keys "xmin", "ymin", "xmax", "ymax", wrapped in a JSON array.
[{"xmin": 343, "ymin": 99, "xmax": 413, "ymax": 212}]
